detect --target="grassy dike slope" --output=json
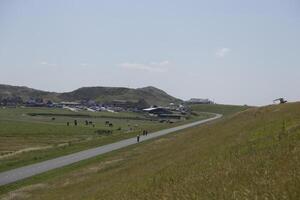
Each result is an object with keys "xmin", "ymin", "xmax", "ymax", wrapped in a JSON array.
[
  {"xmin": 190, "ymin": 103, "xmax": 250, "ymax": 116},
  {"xmin": 1, "ymin": 103, "xmax": 300, "ymax": 199}
]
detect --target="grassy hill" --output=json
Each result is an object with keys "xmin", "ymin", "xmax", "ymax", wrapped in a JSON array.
[
  {"xmin": 190, "ymin": 103, "xmax": 251, "ymax": 116},
  {"xmin": 0, "ymin": 84, "xmax": 58, "ymax": 101},
  {"xmin": 0, "ymin": 84, "xmax": 181, "ymax": 106},
  {"xmin": 2, "ymin": 102, "xmax": 299, "ymax": 199},
  {"xmin": 58, "ymin": 86, "xmax": 181, "ymax": 106}
]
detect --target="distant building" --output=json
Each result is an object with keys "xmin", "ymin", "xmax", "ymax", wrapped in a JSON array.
[
  {"xmin": 25, "ymin": 97, "xmax": 46, "ymax": 107},
  {"xmin": 110, "ymin": 99, "xmax": 149, "ymax": 110},
  {"xmin": 59, "ymin": 102, "xmax": 81, "ymax": 107},
  {"xmin": 187, "ymin": 98, "xmax": 214, "ymax": 104},
  {"xmin": 81, "ymin": 99, "xmax": 97, "ymax": 106},
  {"xmin": 143, "ymin": 107, "xmax": 186, "ymax": 120},
  {"xmin": 143, "ymin": 107, "xmax": 173, "ymax": 115}
]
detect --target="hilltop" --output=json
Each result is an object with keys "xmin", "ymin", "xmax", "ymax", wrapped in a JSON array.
[
  {"xmin": 0, "ymin": 84, "xmax": 181, "ymax": 106},
  {"xmin": 58, "ymin": 86, "xmax": 181, "ymax": 106},
  {"xmin": 0, "ymin": 84, "xmax": 56, "ymax": 101}
]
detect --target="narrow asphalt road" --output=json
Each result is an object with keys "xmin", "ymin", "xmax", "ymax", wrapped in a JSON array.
[{"xmin": 0, "ymin": 113, "xmax": 222, "ymax": 186}]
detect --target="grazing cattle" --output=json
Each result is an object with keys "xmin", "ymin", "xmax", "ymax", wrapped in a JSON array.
[
  {"xmin": 51, "ymin": 117, "xmax": 56, "ymax": 121},
  {"xmin": 95, "ymin": 129, "xmax": 113, "ymax": 135},
  {"xmin": 109, "ymin": 123, "xmax": 113, "ymax": 127},
  {"xmin": 105, "ymin": 121, "xmax": 110, "ymax": 125}
]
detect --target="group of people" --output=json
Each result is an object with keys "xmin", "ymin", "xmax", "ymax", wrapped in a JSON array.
[{"xmin": 136, "ymin": 130, "xmax": 149, "ymax": 143}]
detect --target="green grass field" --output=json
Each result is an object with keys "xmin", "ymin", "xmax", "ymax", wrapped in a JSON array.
[
  {"xmin": 1, "ymin": 102, "xmax": 299, "ymax": 199},
  {"xmin": 0, "ymin": 107, "xmax": 211, "ymax": 173},
  {"xmin": 189, "ymin": 103, "xmax": 250, "ymax": 116}
]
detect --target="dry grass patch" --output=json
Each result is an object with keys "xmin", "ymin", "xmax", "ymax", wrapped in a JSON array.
[{"xmin": 1, "ymin": 183, "xmax": 47, "ymax": 200}]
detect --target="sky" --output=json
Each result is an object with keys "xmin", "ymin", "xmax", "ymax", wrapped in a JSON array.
[{"xmin": 0, "ymin": 0, "xmax": 299, "ymax": 105}]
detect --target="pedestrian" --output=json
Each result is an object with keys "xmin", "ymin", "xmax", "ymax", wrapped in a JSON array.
[
  {"xmin": 137, "ymin": 134, "xmax": 140, "ymax": 143},
  {"xmin": 67, "ymin": 122, "xmax": 69, "ymax": 126},
  {"xmin": 146, "ymin": 130, "xmax": 148, "ymax": 136}
]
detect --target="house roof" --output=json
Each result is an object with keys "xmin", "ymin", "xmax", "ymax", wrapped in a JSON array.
[
  {"xmin": 60, "ymin": 102, "xmax": 81, "ymax": 105},
  {"xmin": 143, "ymin": 107, "xmax": 168, "ymax": 111}
]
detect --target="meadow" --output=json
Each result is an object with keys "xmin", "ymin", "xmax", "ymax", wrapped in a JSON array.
[
  {"xmin": 190, "ymin": 103, "xmax": 250, "ymax": 116},
  {"xmin": 0, "ymin": 106, "xmax": 211, "ymax": 173},
  {"xmin": 1, "ymin": 103, "xmax": 299, "ymax": 199}
]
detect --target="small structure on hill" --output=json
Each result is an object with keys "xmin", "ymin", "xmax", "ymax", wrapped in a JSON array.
[
  {"xmin": 273, "ymin": 98, "xmax": 287, "ymax": 104},
  {"xmin": 187, "ymin": 98, "xmax": 214, "ymax": 104}
]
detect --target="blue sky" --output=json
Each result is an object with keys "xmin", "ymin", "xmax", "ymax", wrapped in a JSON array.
[{"xmin": 0, "ymin": 0, "xmax": 299, "ymax": 105}]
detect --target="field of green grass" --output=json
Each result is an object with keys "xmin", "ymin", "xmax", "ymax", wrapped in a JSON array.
[
  {"xmin": 190, "ymin": 103, "xmax": 250, "ymax": 116},
  {"xmin": 0, "ymin": 107, "xmax": 210, "ymax": 173},
  {"xmin": 1, "ymin": 102, "xmax": 299, "ymax": 199}
]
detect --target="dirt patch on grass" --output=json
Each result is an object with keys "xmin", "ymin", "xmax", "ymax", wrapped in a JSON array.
[
  {"xmin": 0, "ymin": 140, "xmax": 85, "ymax": 159},
  {"xmin": 56, "ymin": 143, "xmax": 69, "ymax": 147},
  {"xmin": 60, "ymin": 158, "xmax": 124, "ymax": 187},
  {"xmin": 152, "ymin": 138, "xmax": 172, "ymax": 144},
  {"xmin": 90, "ymin": 158, "xmax": 124, "ymax": 171},
  {"xmin": 0, "ymin": 146, "xmax": 52, "ymax": 159},
  {"xmin": 0, "ymin": 183, "xmax": 47, "ymax": 200}
]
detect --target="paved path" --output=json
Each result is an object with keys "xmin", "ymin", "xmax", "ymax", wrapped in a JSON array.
[{"xmin": 0, "ymin": 114, "xmax": 222, "ymax": 186}]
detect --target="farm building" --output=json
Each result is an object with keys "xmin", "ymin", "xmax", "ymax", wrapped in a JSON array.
[{"xmin": 143, "ymin": 107, "xmax": 173, "ymax": 115}]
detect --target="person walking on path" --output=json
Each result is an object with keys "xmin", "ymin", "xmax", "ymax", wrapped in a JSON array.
[{"xmin": 137, "ymin": 134, "xmax": 140, "ymax": 143}]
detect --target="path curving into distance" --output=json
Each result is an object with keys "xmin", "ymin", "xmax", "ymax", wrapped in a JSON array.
[{"xmin": 0, "ymin": 113, "xmax": 222, "ymax": 186}]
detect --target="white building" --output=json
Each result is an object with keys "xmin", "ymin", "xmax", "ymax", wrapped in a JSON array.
[{"xmin": 187, "ymin": 98, "xmax": 214, "ymax": 104}]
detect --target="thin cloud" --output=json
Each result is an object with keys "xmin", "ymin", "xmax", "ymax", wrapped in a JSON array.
[
  {"xmin": 149, "ymin": 60, "xmax": 170, "ymax": 66},
  {"xmin": 40, "ymin": 61, "xmax": 89, "ymax": 68},
  {"xmin": 40, "ymin": 61, "xmax": 48, "ymax": 65},
  {"xmin": 119, "ymin": 60, "xmax": 170, "ymax": 72},
  {"xmin": 216, "ymin": 48, "xmax": 231, "ymax": 58},
  {"xmin": 80, "ymin": 63, "xmax": 88, "ymax": 67},
  {"xmin": 40, "ymin": 61, "xmax": 57, "ymax": 67}
]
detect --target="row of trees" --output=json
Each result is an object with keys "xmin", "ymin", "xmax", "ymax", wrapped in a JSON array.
[
  {"xmin": 0, "ymin": 96, "xmax": 24, "ymax": 106},
  {"xmin": 0, "ymin": 96, "xmax": 53, "ymax": 106}
]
